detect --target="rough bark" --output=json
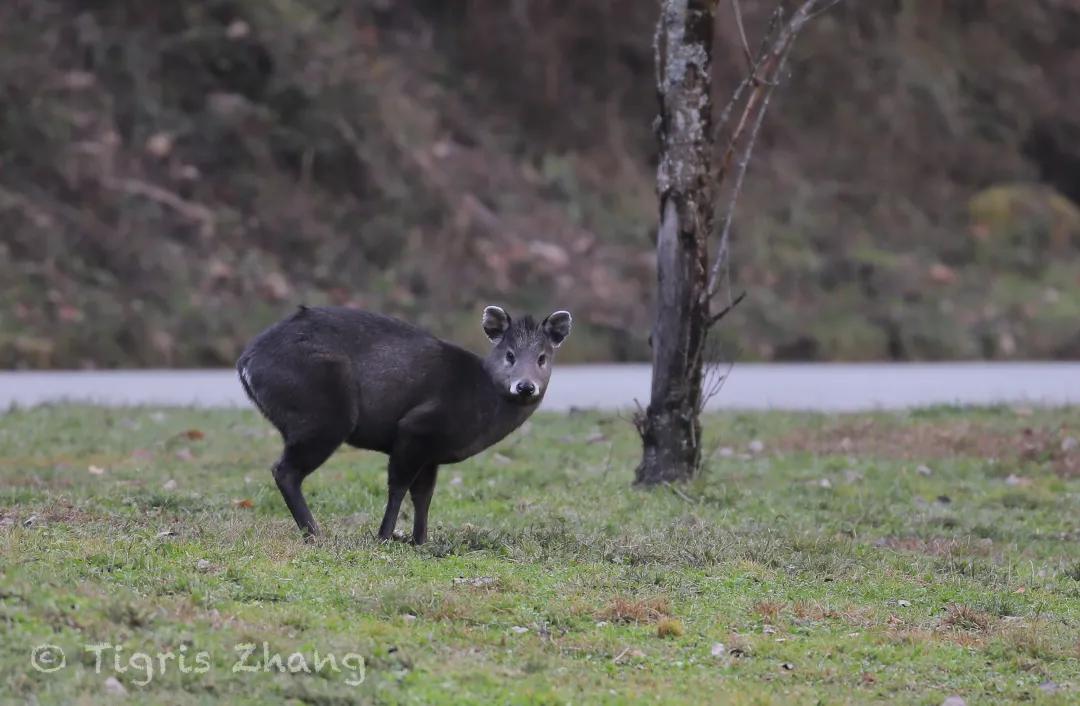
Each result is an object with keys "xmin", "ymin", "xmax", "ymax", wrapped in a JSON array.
[
  {"xmin": 634, "ymin": 0, "xmax": 715, "ymax": 485},
  {"xmin": 635, "ymin": 0, "xmax": 840, "ymax": 484}
]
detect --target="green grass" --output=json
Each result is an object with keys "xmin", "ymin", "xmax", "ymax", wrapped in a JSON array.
[{"xmin": 2, "ymin": 405, "xmax": 1079, "ymax": 704}]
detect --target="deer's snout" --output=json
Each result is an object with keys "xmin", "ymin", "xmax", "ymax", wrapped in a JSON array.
[{"xmin": 511, "ymin": 379, "xmax": 539, "ymax": 399}]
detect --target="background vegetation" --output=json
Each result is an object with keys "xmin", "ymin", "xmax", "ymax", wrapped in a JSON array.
[{"xmin": 2, "ymin": 0, "xmax": 1079, "ymax": 367}]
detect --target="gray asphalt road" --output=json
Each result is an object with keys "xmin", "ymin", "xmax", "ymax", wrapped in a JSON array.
[{"xmin": 2, "ymin": 363, "xmax": 1079, "ymax": 412}]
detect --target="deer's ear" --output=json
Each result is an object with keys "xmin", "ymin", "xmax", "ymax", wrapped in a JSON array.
[
  {"xmin": 482, "ymin": 305, "xmax": 511, "ymax": 342},
  {"xmin": 542, "ymin": 310, "xmax": 572, "ymax": 348}
]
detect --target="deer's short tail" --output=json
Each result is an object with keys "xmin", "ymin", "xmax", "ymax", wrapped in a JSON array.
[{"xmin": 236, "ymin": 352, "xmax": 271, "ymax": 421}]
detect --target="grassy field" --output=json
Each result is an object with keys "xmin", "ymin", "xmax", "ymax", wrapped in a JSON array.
[{"xmin": 1, "ymin": 404, "xmax": 1079, "ymax": 704}]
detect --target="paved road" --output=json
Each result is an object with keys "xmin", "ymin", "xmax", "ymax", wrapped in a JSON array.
[{"xmin": 2, "ymin": 363, "xmax": 1079, "ymax": 412}]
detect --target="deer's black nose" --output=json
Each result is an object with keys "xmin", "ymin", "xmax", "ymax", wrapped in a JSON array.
[{"xmin": 515, "ymin": 380, "xmax": 536, "ymax": 396}]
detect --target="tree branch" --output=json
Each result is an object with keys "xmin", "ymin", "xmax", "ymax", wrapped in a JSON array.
[
  {"xmin": 706, "ymin": 58, "xmax": 785, "ymax": 300},
  {"xmin": 704, "ymin": 0, "xmax": 840, "ymax": 302}
]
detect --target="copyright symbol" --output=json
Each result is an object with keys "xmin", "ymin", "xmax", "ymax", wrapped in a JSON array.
[{"xmin": 31, "ymin": 644, "xmax": 66, "ymax": 673}]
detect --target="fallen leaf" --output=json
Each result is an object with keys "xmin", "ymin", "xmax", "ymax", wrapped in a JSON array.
[
  {"xmin": 262, "ymin": 272, "xmax": 292, "ymax": 300},
  {"xmin": 57, "ymin": 304, "xmax": 84, "ymax": 322},
  {"xmin": 104, "ymin": 676, "xmax": 128, "ymax": 696},
  {"xmin": 145, "ymin": 132, "xmax": 174, "ymax": 158},
  {"xmin": 232, "ymin": 498, "xmax": 254, "ymax": 509},
  {"xmin": 226, "ymin": 19, "xmax": 250, "ymax": 39},
  {"xmin": 1013, "ymin": 586, "xmax": 1026, "ymax": 594},
  {"xmin": 183, "ymin": 429, "xmax": 205, "ymax": 440},
  {"xmin": 928, "ymin": 262, "xmax": 957, "ymax": 284}
]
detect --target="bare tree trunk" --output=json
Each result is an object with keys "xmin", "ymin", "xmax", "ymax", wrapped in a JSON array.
[
  {"xmin": 635, "ymin": 0, "xmax": 842, "ymax": 485},
  {"xmin": 635, "ymin": 0, "xmax": 715, "ymax": 485}
]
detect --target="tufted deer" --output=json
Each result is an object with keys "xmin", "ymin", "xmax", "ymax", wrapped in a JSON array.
[{"xmin": 236, "ymin": 305, "xmax": 571, "ymax": 544}]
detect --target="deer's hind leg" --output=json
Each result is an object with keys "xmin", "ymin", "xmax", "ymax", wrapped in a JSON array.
[
  {"xmin": 273, "ymin": 436, "xmax": 342, "ymax": 537},
  {"xmin": 260, "ymin": 355, "xmax": 357, "ymax": 538}
]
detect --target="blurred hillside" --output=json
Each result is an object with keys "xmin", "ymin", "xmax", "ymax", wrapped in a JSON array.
[{"xmin": 2, "ymin": 0, "xmax": 1079, "ymax": 368}]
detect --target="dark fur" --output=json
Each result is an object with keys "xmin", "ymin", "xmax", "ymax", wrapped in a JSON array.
[{"xmin": 236, "ymin": 305, "xmax": 570, "ymax": 544}]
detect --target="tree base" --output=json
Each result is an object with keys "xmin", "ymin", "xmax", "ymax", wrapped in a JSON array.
[{"xmin": 634, "ymin": 403, "xmax": 701, "ymax": 485}]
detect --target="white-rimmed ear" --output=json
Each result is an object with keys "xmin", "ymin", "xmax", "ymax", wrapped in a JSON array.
[
  {"xmin": 542, "ymin": 310, "xmax": 572, "ymax": 348},
  {"xmin": 482, "ymin": 305, "xmax": 511, "ymax": 342}
]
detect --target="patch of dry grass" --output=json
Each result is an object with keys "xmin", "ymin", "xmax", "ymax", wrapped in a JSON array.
[
  {"xmin": 940, "ymin": 603, "xmax": 994, "ymax": 632},
  {"xmin": 752, "ymin": 599, "xmax": 785, "ymax": 624},
  {"xmin": 598, "ymin": 596, "xmax": 672, "ymax": 624},
  {"xmin": 774, "ymin": 419, "xmax": 1080, "ymax": 476}
]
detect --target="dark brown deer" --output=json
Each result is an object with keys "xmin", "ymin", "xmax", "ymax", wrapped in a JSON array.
[{"xmin": 237, "ymin": 305, "xmax": 571, "ymax": 544}]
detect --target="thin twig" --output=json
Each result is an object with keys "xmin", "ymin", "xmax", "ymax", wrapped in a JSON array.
[
  {"xmin": 600, "ymin": 441, "xmax": 615, "ymax": 479},
  {"xmin": 706, "ymin": 290, "xmax": 747, "ymax": 327},
  {"xmin": 663, "ymin": 481, "xmax": 696, "ymax": 504},
  {"xmin": 807, "ymin": 0, "xmax": 844, "ymax": 23},
  {"xmin": 104, "ymin": 177, "xmax": 216, "ymax": 237},
  {"xmin": 714, "ymin": 74, "xmax": 752, "ymax": 138},
  {"xmin": 728, "ymin": 0, "xmax": 754, "ymax": 72}
]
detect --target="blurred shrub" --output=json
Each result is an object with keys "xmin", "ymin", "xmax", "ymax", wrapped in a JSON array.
[
  {"xmin": 1, "ymin": 0, "xmax": 1079, "ymax": 367},
  {"xmin": 968, "ymin": 184, "xmax": 1080, "ymax": 273}
]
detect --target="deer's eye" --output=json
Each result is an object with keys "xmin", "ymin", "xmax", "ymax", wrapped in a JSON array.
[
  {"xmin": 505, "ymin": 350, "xmax": 515, "ymax": 365},
  {"xmin": 537, "ymin": 354, "xmax": 547, "ymax": 367}
]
